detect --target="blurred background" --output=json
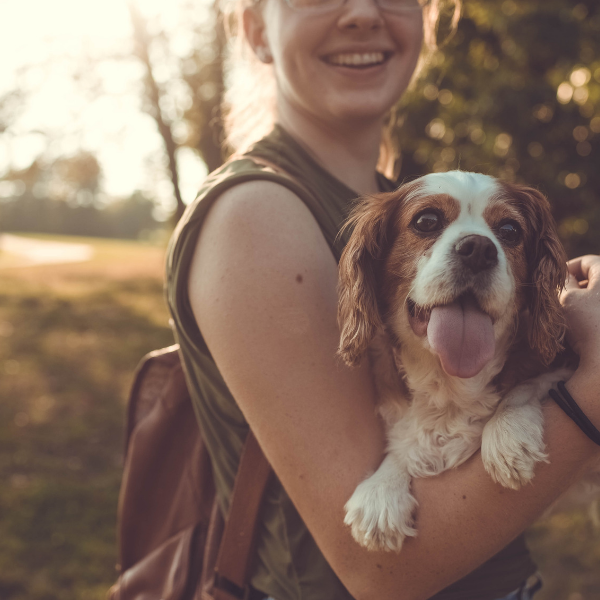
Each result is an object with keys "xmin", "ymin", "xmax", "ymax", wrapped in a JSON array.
[{"xmin": 0, "ymin": 0, "xmax": 598, "ymax": 598}]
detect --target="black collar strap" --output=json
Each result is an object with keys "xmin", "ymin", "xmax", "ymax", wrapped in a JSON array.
[{"xmin": 549, "ymin": 381, "xmax": 600, "ymax": 446}]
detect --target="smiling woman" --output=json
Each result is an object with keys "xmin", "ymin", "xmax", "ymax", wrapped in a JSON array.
[
  {"xmin": 160, "ymin": 0, "xmax": 599, "ymax": 599},
  {"xmin": 222, "ymin": 0, "xmax": 452, "ymax": 174}
]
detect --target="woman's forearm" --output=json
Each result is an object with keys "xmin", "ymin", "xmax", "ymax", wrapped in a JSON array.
[{"xmin": 331, "ymin": 394, "xmax": 598, "ymax": 600}]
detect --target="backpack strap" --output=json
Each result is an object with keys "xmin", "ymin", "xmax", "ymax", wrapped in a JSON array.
[{"xmin": 213, "ymin": 431, "xmax": 272, "ymax": 600}]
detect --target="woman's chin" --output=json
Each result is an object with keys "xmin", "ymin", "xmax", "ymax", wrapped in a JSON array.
[{"xmin": 314, "ymin": 95, "xmax": 398, "ymax": 125}]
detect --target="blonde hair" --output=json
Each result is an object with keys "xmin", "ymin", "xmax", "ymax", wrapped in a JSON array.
[{"xmin": 220, "ymin": 0, "xmax": 461, "ymax": 172}]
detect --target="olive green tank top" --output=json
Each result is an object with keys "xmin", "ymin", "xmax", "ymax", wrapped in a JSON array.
[{"xmin": 165, "ymin": 125, "xmax": 537, "ymax": 600}]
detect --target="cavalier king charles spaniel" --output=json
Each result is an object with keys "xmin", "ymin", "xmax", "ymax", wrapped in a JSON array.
[{"xmin": 338, "ymin": 171, "xmax": 574, "ymax": 552}]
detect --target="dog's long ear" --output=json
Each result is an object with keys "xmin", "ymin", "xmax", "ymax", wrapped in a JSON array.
[
  {"xmin": 337, "ymin": 187, "xmax": 409, "ymax": 366},
  {"xmin": 507, "ymin": 184, "xmax": 567, "ymax": 365}
]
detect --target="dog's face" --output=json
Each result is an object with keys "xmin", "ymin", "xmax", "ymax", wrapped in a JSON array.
[{"xmin": 338, "ymin": 171, "xmax": 567, "ymax": 377}]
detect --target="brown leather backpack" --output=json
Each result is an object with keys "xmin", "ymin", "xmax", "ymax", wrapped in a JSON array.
[{"xmin": 109, "ymin": 345, "xmax": 272, "ymax": 600}]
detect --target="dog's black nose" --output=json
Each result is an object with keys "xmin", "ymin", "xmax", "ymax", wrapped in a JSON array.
[{"xmin": 455, "ymin": 235, "xmax": 498, "ymax": 274}]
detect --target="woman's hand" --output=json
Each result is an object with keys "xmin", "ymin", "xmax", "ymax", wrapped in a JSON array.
[
  {"xmin": 560, "ymin": 255, "xmax": 600, "ymax": 439},
  {"xmin": 561, "ymin": 255, "xmax": 600, "ymax": 371}
]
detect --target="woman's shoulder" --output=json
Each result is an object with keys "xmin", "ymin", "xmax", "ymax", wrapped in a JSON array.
[
  {"xmin": 168, "ymin": 158, "xmax": 322, "ymax": 267},
  {"xmin": 192, "ymin": 177, "xmax": 335, "ymax": 292},
  {"xmin": 166, "ymin": 158, "xmax": 335, "ymax": 320}
]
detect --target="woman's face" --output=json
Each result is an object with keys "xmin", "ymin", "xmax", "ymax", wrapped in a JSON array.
[{"xmin": 247, "ymin": 0, "xmax": 424, "ymax": 128}]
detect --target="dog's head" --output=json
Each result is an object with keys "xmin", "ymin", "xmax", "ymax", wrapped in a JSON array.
[{"xmin": 338, "ymin": 171, "xmax": 567, "ymax": 377}]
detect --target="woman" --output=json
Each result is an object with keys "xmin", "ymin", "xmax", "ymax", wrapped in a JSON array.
[{"xmin": 166, "ymin": 0, "xmax": 600, "ymax": 598}]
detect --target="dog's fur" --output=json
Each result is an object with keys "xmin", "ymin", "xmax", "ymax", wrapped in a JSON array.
[{"xmin": 338, "ymin": 171, "xmax": 575, "ymax": 552}]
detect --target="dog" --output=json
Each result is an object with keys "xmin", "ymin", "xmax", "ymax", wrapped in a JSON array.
[{"xmin": 337, "ymin": 170, "xmax": 576, "ymax": 552}]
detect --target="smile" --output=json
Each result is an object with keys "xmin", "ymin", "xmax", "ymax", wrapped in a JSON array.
[{"xmin": 323, "ymin": 52, "xmax": 388, "ymax": 68}]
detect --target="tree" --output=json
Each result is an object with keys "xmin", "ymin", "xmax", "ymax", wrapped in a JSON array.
[
  {"xmin": 0, "ymin": 152, "xmax": 161, "ymax": 239},
  {"xmin": 129, "ymin": 2, "xmax": 186, "ymax": 222},
  {"xmin": 178, "ymin": 0, "xmax": 226, "ymax": 174},
  {"xmin": 127, "ymin": 0, "xmax": 226, "ymax": 223}
]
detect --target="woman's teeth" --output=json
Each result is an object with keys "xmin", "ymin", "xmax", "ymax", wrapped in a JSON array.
[{"xmin": 326, "ymin": 52, "xmax": 386, "ymax": 67}]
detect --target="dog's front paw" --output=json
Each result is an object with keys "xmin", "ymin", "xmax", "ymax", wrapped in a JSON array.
[
  {"xmin": 481, "ymin": 402, "xmax": 548, "ymax": 490},
  {"xmin": 344, "ymin": 470, "xmax": 417, "ymax": 552}
]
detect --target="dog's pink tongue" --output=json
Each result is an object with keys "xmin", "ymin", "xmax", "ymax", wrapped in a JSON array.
[{"xmin": 427, "ymin": 296, "xmax": 495, "ymax": 378}]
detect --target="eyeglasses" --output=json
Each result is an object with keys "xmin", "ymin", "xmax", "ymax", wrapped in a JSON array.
[{"xmin": 283, "ymin": 0, "xmax": 428, "ymax": 15}]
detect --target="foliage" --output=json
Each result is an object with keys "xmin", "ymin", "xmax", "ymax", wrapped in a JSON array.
[
  {"xmin": 0, "ymin": 192, "xmax": 160, "ymax": 239},
  {"xmin": 0, "ymin": 154, "xmax": 161, "ymax": 239},
  {"xmin": 397, "ymin": 0, "xmax": 600, "ymax": 259}
]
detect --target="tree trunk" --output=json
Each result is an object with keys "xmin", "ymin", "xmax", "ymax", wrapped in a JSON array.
[{"xmin": 128, "ymin": 3, "xmax": 186, "ymax": 223}]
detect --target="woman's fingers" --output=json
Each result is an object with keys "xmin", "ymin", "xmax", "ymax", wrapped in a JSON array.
[
  {"xmin": 560, "ymin": 255, "xmax": 600, "ymax": 364},
  {"xmin": 566, "ymin": 255, "xmax": 600, "ymax": 289}
]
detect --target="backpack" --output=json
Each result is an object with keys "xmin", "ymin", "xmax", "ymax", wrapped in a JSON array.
[{"xmin": 109, "ymin": 345, "xmax": 272, "ymax": 600}]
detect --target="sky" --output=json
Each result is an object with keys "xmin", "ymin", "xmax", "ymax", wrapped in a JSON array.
[{"xmin": 0, "ymin": 0, "xmax": 208, "ymax": 217}]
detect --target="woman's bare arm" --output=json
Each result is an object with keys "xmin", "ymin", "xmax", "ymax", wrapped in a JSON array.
[{"xmin": 188, "ymin": 181, "xmax": 600, "ymax": 600}]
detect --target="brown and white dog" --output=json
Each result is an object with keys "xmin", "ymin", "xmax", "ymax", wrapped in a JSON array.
[{"xmin": 338, "ymin": 171, "xmax": 574, "ymax": 552}]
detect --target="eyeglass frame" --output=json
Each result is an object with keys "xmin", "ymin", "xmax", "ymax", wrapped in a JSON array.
[{"xmin": 281, "ymin": 0, "xmax": 430, "ymax": 15}]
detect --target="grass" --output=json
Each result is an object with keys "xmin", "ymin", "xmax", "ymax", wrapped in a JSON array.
[
  {"xmin": 0, "ymin": 234, "xmax": 173, "ymax": 600},
  {"xmin": 0, "ymin": 233, "xmax": 598, "ymax": 599}
]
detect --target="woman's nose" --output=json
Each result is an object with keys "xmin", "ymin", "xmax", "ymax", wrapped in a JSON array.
[{"xmin": 337, "ymin": 0, "xmax": 385, "ymax": 29}]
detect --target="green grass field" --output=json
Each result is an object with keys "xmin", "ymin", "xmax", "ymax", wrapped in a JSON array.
[
  {"xmin": 0, "ymin": 234, "xmax": 174, "ymax": 599},
  {"xmin": 0, "ymin": 234, "xmax": 598, "ymax": 599}
]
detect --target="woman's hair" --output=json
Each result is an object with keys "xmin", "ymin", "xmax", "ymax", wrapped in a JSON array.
[{"xmin": 219, "ymin": 0, "xmax": 461, "ymax": 174}]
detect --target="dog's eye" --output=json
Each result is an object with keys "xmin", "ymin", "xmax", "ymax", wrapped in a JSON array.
[
  {"xmin": 497, "ymin": 221, "xmax": 521, "ymax": 244},
  {"xmin": 414, "ymin": 212, "xmax": 442, "ymax": 233}
]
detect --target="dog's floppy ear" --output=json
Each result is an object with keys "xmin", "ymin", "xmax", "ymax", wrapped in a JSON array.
[
  {"xmin": 507, "ymin": 183, "xmax": 567, "ymax": 365},
  {"xmin": 338, "ymin": 186, "xmax": 411, "ymax": 366}
]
